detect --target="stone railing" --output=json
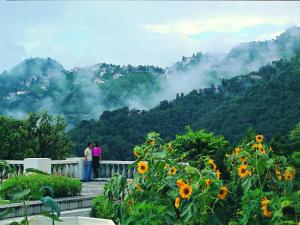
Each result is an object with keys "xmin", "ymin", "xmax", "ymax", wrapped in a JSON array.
[
  {"xmin": 1, "ymin": 158, "xmax": 136, "ymax": 181},
  {"xmin": 98, "ymin": 160, "xmax": 135, "ymax": 179},
  {"xmin": 7, "ymin": 160, "xmax": 25, "ymax": 175},
  {"xmin": 0, "ymin": 160, "xmax": 24, "ymax": 182},
  {"xmin": 51, "ymin": 159, "xmax": 78, "ymax": 177}
]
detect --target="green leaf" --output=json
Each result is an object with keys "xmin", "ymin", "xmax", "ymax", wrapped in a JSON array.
[
  {"xmin": 11, "ymin": 189, "xmax": 31, "ymax": 201},
  {"xmin": 9, "ymin": 222, "xmax": 21, "ymax": 225},
  {"xmin": 181, "ymin": 203, "xmax": 193, "ymax": 223},
  {"xmin": 185, "ymin": 166, "xmax": 200, "ymax": 175},
  {"xmin": 241, "ymin": 178, "xmax": 252, "ymax": 192},
  {"xmin": 152, "ymin": 152, "xmax": 167, "ymax": 159},
  {"xmin": 256, "ymin": 158, "xmax": 267, "ymax": 175}
]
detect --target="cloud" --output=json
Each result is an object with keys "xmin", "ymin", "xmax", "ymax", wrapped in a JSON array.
[{"xmin": 144, "ymin": 15, "xmax": 298, "ymax": 36}]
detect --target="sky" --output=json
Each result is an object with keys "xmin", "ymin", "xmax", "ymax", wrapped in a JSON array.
[{"xmin": 0, "ymin": 1, "xmax": 300, "ymax": 72}]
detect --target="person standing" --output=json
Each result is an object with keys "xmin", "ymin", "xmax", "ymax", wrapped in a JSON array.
[
  {"xmin": 84, "ymin": 142, "xmax": 93, "ymax": 182},
  {"xmin": 92, "ymin": 141, "xmax": 102, "ymax": 178}
]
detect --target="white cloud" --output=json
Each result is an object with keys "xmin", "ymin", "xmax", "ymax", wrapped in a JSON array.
[
  {"xmin": 255, "ymin": 31, "xmax": 284, "ymax": 41},
  {"xmin": 144, "ymin": 15, "xmax": 299, "ymax": 36}
]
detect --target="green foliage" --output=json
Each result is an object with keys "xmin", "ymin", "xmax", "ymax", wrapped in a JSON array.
[
  {"xmin": 289, "ymin": 121, "xmax": 300, "ymax": 151},
  {"xmin": 0, "ymin": 163, "xmax": 61, "ymax": 225},
  {"xmin": 0, "ymin": 160, "xmax": 16, "ymax": 183},
  {"xmin": 1, "ymin": 174, "xmax": 81, "ymax": 199},
  {"xmin": 123, "ymin": 201, "xmax": 176, "ymax": 225},
  {"xmin": 104, "ymin": 174, "xmax": 127, "ymax": 201},
  {"xmin": 93, "ymin": 132, "xmax": 299, "ymax": 224},
  {"xmin": 0, "ymin": 111, "xmax": 74, "ymax": 159},
  {"xmin": 172, "ymin": 127, "xmax": 229, "ymax": 170},
  {"xmin": 117, "ymin": 132, "xmax": 229, "ymax": 224},
  {"xmin": 90, "ymin": 195, "xmax": 120, "ymax": 224}
]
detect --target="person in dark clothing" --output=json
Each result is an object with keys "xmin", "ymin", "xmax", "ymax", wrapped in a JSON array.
[{"xmin": 92, "ymin": 141, "xmax": 102, "ymax": 178}]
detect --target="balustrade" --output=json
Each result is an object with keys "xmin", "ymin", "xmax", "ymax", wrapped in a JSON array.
[
  {"xmin": 51, "ymin": 160, "xmax": 78, "ymax": 177},
  {"xmin": 98, "ymin": 160, "xmax": 135, "ymax": 179},
  {"xmin": 1, "ymin": 159, "xmax": 136, "ymax": 181}
]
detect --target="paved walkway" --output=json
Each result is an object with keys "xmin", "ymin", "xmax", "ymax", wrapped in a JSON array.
[{"xmin": 81, "ymin": 180, "xmax": 105, "ymax": 196}]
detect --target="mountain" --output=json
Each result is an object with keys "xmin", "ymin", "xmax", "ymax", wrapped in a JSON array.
[
  {"xmin": 165, "ymin": 26, "xmax": 300, "ymax": 82},
  {"xmin": 69, "ymin": 52, "xmax": 300, "ymax": 160},
  {"xmin": 0, "ymin": 58, "xmax": 164, "ymax": 124},
  {"xmin": 1, "ymin": 27, "xmax": 300, "ymax": 125}
]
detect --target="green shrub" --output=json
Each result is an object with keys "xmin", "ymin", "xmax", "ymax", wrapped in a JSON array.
[
  {"xmin": 90, "ymin": 195, "xmax": 120, "ymax": 223},
  {"xmin": 0, "ymin": 199, "xmax": 9, "ymax": 205},
  {"xmin": 1, "ymin": 174, "xmax": 82, "ymax": 199},
  {"xmin": 172, "ymin": 127, "xmax": 229, "ymax": 171}
]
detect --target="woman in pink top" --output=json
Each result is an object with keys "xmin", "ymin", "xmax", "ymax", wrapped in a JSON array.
[{"xmin": 92, "ymin": 141, "xmax": 102, "ymax": 178}]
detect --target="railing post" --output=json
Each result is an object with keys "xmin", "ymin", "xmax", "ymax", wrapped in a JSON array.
[
  {"xmin": 106, "ymin": 164, "xmax": 110, "ymax": 177},
  {"xmin": 122, "ymin": 165, "xmax": 126, "ymax": 177},
  {"xmin": 66, "ymin": 157, "xmax": 84, "ymax": 180}
]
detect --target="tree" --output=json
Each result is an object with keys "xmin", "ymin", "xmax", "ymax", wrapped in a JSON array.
[{"xmin": 0, "ymin": 111, "xmax": 74, "ymax": 160}]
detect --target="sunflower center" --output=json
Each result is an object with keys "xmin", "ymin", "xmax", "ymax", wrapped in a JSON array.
[
  {"xmin": 219, "ymin": 190, "xmax": 224, "ymax": 195},
  {"xmin": 184, "ymin": 188, "xmax": 190, "ymax": 195},
  {"xmin": 241, "ymin": 168, "xmax": 246, "ymax": 173},
  {"xmin": 141, "ymin": 165, "xmax": 145, "ymax": 170}
]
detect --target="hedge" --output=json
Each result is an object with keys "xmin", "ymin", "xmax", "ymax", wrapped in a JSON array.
[{"xmin": 1, "ymin": 174, "xmax": 82, "ymax": 199}]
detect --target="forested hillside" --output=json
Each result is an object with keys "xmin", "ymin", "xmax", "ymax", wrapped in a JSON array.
[{"xmin": 70, "ymin": 53, "xmax": 300, "ymax": 159}]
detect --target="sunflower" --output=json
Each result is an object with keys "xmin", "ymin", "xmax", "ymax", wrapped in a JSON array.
[
  {"xmin": 179, "ymin": 183, "xmax": 192, "ymax": 199},
  {"xmin": 147, "ymin": 140, "xmax": 155, "ymax": 146},
  {"xmin": 234, "ymin": 147, "xmax": 240, "ymax": 156},
  {"xmin": 168, "ymin": 167, "xmax": 177, "ymax": 175},
  {"xmin": 176, "ymin": 179, "xmax": 185, "ymax": 188},
  {"xmin": 218, "ymin": 186, "xmax": 228, "ymax": 200},
  {"xmin": 253, "ymin": 143, "xmax": 266, "ymax": 154},
  {"xmin": 208, "ymin": 159, "xmax": 217, "ymax": 171},
  {"xmin": 175, "ymin": 197, "xmax": 180, "ymax": 208},
  {"xmin": 137, "ymin": 161, "xmax": 148, "ymax": 174},
  {"xmin": 215, "ymin": 170, "xmax": 221, "ymax": 180},
  {"xmin": 261, "ymin": 197, "xmax": 270, "ymax": 206},
  {"xmin": 205, "ymin": 178, "xmax": 213, "ymax": 186},
  {"xmin": 135, "ymin": 184, "xmax": 141, "ymax": 191},
  {"xmin": 261, "ymin": 205, "xmax": 272, "ymax": 218},
  {"xmin": 284, "ymin": 168, "xmax": 295, "ymax": 181},
  {"xmin": 259, "ymin": 146, "xmax": 266, "ymax": 154},
  {"xmin": 256, "ymin": 135, "xmax": 264, "ymax": 142},
  {"xmin": 240, "ymin": 156, "xmax": 247, "ymax": 163},
  {"xmin": 275, "ymin": 169, "xmax": 282, "ymax": 181},
  {"xmin": 238, "ymin": 164, "xmax": 250, "ymax": 178}
]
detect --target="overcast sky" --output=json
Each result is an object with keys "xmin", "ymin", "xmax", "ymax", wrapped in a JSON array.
[{"xmin": 0, "ymin": 1, "xmax": 300, "ymax": 72}]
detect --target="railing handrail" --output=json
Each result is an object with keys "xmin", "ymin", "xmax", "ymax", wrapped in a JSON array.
[
  {"xmin": 100, "ymin": 160, "xmax": 134, "ymax": 165},
  {"xmin": 6, "ymin": 160, "xmax": 24, "ymax": 165},
  {"xmin": 51, "ymin": 160, "xmax": 78, "ymax": 165}
]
